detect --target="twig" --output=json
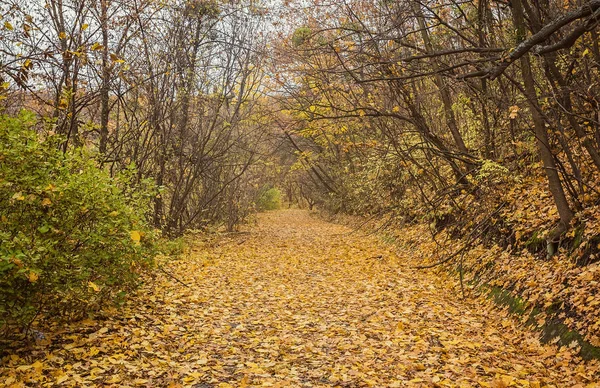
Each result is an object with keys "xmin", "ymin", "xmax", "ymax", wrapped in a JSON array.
[
  {"xmin": 413, "ymin": 202, "xmax": 506, "ymax": 269},
  {"xmin": 413, "ymin": 243, "xmax": 471, "ymax": 269},
  {"xmin": 158, "ymin": 264, "xmax": 190, "ymax": 288}
]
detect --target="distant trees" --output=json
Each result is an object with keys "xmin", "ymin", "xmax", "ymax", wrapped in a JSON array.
[
  {"xmin": 0, "ymin": 0, "xmax": 277, "ymax": 234},
  {"xmin": 273, "ymin": 0, "xmax": 600, "ymax": 247},
  {"xmin": 3, "ymin": 0, "xmax": 600, "ymax": 241}
]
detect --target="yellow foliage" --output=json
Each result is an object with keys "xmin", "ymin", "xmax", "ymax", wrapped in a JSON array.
[
  {"xmin": 27, "ymin": 272, "xmax": 39, "ymax": 283},
  {"xmin": 1, "ymin": 211, "xmax": 597, "ymax": 386},
  {"xmin": 130, "ymin": 230, "xmax": 141, "ymax": 244}
]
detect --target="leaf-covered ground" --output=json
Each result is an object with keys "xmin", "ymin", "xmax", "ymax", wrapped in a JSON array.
[{"xmin": 2, "ymin": 210, "xmax": 600, "ymax": 387}]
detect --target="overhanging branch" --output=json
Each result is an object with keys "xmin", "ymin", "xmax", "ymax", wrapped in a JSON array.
[{"xmin": 457, "ymin": 0, "xmax": 600, "ymax": 80}]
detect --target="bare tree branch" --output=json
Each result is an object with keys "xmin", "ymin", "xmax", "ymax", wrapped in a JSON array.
[{"xmin": 485, "ymin": 0, "xmax": 600, "ymax": 80}]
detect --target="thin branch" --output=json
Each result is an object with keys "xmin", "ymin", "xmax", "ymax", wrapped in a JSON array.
[
  {"xmin": 487, "ymin": 0, "xmax": 600, "ymax": 80},
  {"xmin": 533, "ymin": 8, "xmax": 600, "ymax": 55},
  {"xmin": 400, "ymin": 47, "xmax": 505, "ymax": 62}
]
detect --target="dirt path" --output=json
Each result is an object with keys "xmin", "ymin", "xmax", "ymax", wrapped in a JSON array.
[{"xmin": 2, "ymin": 210, "xmax": 599, "ymax": 387}]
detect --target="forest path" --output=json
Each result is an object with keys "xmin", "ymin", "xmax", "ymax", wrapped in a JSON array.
[{"xmin": 2, "ymin": 210, "xmax": 598, "ymax": 387}]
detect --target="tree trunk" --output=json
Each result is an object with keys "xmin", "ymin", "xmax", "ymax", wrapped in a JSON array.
[
  {"xmin": 99, "ymin": 0, "xmax": 110, "ymax": 155},
  {"xmin": 512, "ymin": 0, "xmax": 574, "ymax": 247},
  {"xmin": 411, "ymin": 3, "xmax": 473, "ymax": 168}
]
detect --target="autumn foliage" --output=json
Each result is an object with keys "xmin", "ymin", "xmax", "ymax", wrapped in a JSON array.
[
  {"xmin": 2, "ymin": 0, "xmax": 600, "ymax": 384},
  {"xmin": 0, "ymin": 111, "xmax": 156, "ymax": 334},
  {"xmin": 269, "ymin": 0, "xmax": 600, "ymax": 351},
  {"xmin": 1, "ymin": 211, "xmax": 599, "ymax": 386}
]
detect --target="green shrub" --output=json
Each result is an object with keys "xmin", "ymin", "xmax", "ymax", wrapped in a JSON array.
[
  {"xmin": 157, "ymin": 236, "xmax": 187, "ymax": 257},
  {"xmin": 0, "ymin": 110, "xmax": 157, "ymax": 332},
  {"xmin": 256, "ymin": 187, "xmax": 282, "ymax": 211},
  {"xmin": 292, "ymin": 27, "xmax": 312, "ymax": 46}
]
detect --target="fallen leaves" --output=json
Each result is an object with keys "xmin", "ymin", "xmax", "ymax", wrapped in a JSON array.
[{"xmin": 1, "ymin": 210, "xmax": 599, "ymax": 386}]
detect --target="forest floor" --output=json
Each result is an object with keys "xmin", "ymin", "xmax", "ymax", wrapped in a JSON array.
[{"xmin": 2, "ymin": 209, "xmax": 600, "ymax": 387}]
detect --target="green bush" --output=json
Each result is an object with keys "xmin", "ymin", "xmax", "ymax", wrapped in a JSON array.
[
  {"xmin": 157, "ymin": 236, "xmax": 187, "ymax": 257},
  {"xmin": 292, "ymin": 27, "xmax": 312, "ymax": 46},
  {"xmin": 0, "ymin": 110, "xmax": 157, "ymax": 332},
  {"xmin": 256, "ymin": 187, "xmax": 282, "ymax": 211}
]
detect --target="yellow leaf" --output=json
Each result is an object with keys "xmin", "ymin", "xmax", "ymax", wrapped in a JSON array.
[
  {"xmin": 91, "ymin": 42, "xmax": 104, "ymax": 51},
  {"xmin": 55, "ymin": 373, "xmax": 69, "ymax": 384},
  {"xmin": 130, "ymin": 230, "xmax": 141, "ymax": 244},
  {"xmin": 59, "ymin": 31, "xmax": 67, "ymax": 39},
  {"xmin": 392, "ymin": 106, "xmax": 400, "ymax": 113},
  {"xmin": 107, "ymin": 374, "xmax": 122, "ymax": 384},
  {"xmin": 88, "ymin": 281, "xmax": 101, "ymax": 292},
  {"xmin": 12, "ymin": 192, "xmax": 25, "ymax": 201},
  {"xmin": 28, "ymin": 272, "xmax": 39, "ymax": 283},
  {"xmin": 41, "ymin": 197, "xmax": 52, "ymax": 206},
  {"xmin": 4, "ymin": 21, "xmax": 14, "ymax": 30},
  {"xmin": 110, "ymin": 53, "xmax": 124, "ymax": 63},
  {"xmin": 32, "ymin": 361, "xmax": 44, "ymax": 374},
  {"xmin": 81, "ymin": 23, "xmax": 89, "ymax": 31}
]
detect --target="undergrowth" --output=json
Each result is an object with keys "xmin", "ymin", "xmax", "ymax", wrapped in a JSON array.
[{"xmin": 0, "ymin": 111, "xmax": 158, "ymax": 338}]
